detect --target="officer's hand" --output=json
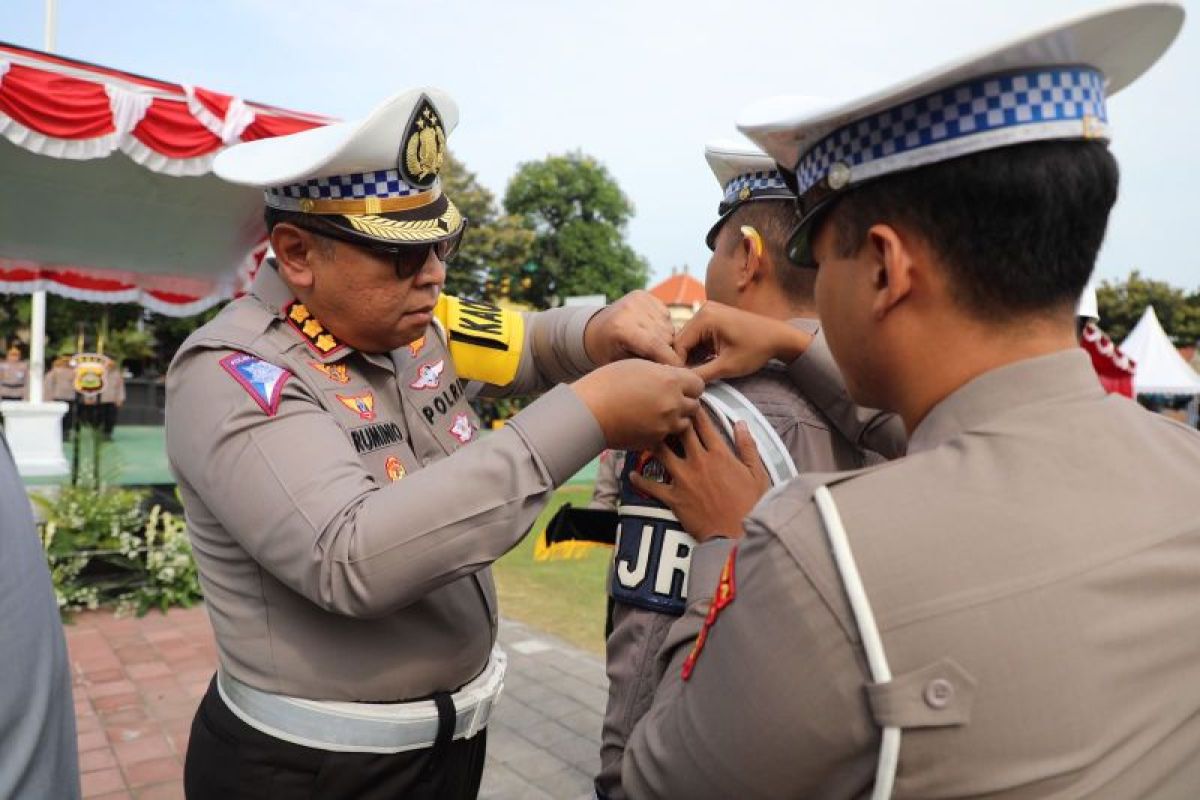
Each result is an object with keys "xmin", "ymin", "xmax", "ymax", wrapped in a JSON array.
[
  {"xmin": 584, "ymin": 291, "xmax": 682, "ymax": 367},
  {"xmin": 629, "ymin": 411, "xmax": 769, "ymax": 542},
  {"xmin": 572, "ymin": 360, "xmax": 703, "ymax": 449},
  {"xmin": 675, "ymin": 302, "xmax": 814, "ymax": 383}
]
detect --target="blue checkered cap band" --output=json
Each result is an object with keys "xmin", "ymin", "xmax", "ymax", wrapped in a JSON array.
[
  {"xmin": 263, "ymin": 168, "xmax": 432, "ymax": 209},
  {"xmin": 795, "ymin": 66, "xmax": 1109, "ymax": 196},
  {"xmin": 722, "ymin": 170, "xmax": 789, "ymax": 204}
]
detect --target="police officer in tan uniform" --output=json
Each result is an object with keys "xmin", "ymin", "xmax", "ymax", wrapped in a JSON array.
[
  {"xmin": 621, "ymin": 5, "xmax": 1200, "ymax": 797},
  {"xmin": 167, "ymin": 87, "xmax": 702, "ymax": 799},
  {"xmin": 596, "ymin": 140, "xmax": 888, "ymax": 799},
  {"xmin": 0, "ymin": 345, "xmax": 28, "ymax": 401}
]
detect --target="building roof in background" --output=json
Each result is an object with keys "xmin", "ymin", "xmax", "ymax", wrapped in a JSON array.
[{"xmin": 649, "ymin": 270, "xmax": 705, "ymax": 308}]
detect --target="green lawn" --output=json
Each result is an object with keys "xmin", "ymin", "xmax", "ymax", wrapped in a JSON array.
[{"xmin": 492, "ymin": 485, "xmax": 612, "ymax": 654}]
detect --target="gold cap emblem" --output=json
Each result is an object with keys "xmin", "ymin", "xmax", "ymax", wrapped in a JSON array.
[{"xmin": 400, "ymin": 95, "xmax": 447, "ymax": 189}]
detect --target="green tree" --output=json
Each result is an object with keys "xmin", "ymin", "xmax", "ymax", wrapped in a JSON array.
[
  {"xmin": 1097, "ymin": 271, "xmax": 1200, "ymax": 344},
  {"xmin": 503, "ymin": 152, "xmax": 648, "ymax": 308},
  {"xmin": 440, "ymin": 152, "xmax": 534, "ymax": 301}
]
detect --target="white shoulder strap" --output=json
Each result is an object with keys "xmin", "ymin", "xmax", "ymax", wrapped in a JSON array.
[
  {"xmin": 700, "ymin": 380, "xmax": 798, "ymax": 486},
  {"xmin": 812, "ymin": 485, "xmax": 900, "ymax": 799}
]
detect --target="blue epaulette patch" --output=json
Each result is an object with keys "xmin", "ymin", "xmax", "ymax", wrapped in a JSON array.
[
  {"xmin": 219, "ymin": 352, "xmax": 291, "ymax": 416},
  {"xmin": 610, "ymin": 450, "xmax": 696, "ymax": 617}
]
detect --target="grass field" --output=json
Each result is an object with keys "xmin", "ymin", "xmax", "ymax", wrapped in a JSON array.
[{"xmin": 491, "ymin": 485, "xmax": 612, "ymax": 654}]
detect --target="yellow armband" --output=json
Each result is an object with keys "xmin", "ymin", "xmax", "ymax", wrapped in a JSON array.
[{"xmin": 434, "ymin": 294, "xmax": 525, "ymax": 386}]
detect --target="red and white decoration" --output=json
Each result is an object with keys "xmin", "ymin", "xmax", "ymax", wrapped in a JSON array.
[{"xmin": 0, "ymin": 42, "xmax": 333, "ymax": 315}]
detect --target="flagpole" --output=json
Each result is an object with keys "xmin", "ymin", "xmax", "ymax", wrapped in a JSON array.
[{"xmin": 27, "ymin": 0, "xmax": 58, "ymax": 405}]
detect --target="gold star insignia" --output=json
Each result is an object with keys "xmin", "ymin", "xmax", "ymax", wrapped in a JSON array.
[
  {"xmin": 316, "ymin": 334, "xmax": 338, "ymax": 353},
  {"xmin": 302, "ymin": 319, "xmax": 324, "ymax": 338},
  {"xmin": 289, "ymin": 304, "xmax": 311, "ymax": 323}
]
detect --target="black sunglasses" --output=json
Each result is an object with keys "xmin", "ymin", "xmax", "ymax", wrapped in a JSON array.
[{"xmin": 299, "ymin": 218, "xmax": 469, "ymax": 279}]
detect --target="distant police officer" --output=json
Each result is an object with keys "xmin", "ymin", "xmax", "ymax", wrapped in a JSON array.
[
  {"xmin": 595, "ymin": 140, "xmax": 890, "ymax": 799},
  {"xmin": 167, "ymin": 87, "xmax": 701, "ymax": 799},
  {"xmin": 624, "ymin": 4, "xmax": 1200, "ymax": 797}
]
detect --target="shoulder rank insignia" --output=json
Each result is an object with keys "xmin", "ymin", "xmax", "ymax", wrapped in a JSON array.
[
  {"xmin": 410, "ymin": 359, "xmax": 444, "ymax": 390},
  {"xmin": 681, "ymin": 547, "xmax": 737, "ymax": 682},
  {"xmin": 408, "ymin": 336, "xmax": 426, "ymax": 357},
  {"xmin": 336, "ymin": 391, "xmax": 376, "ymax": 421},
  {"xmin": 309, "ymin": 360, "xmax": 350, "ymax": 384},
  {"xmin": 448, "ymin": 412, "xmax": 474, "ymax": 444},
  {"xmin": 385, "ymin": 456, "xmax": 406, "ymax": 483},
  {"xmin": 284, "ymin": 302, "xmax": 346, "ymax": 358},
  {"xmin": 220, "ymin": 352, "xmax": 291, "ymax": 417}
]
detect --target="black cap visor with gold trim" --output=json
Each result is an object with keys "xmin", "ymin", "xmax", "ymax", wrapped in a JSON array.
[{"xmin": 705, "ymin": 189, "xmax": 795, "ymax": 251}]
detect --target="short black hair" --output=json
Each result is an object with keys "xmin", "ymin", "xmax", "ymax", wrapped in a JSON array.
[
  {"xmin": 824, "ymin": 139, "xmax": 1119, "ymax": 320},
  {"xmin": 725, "ymin": 200, "xmax": 815, "ymax": 307}
]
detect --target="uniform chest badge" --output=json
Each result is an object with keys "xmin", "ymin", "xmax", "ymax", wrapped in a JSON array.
[
  {"xmin": 385, "ymin": 456, "xmax": 406, "ymax": 483},
  {"xmin": 448, "ymin": 412, "xmax": 474, "ymax": 444},
  {"xmin": 681, "ymin": 547, "xmax": 737, "ymax": 682},
  {"xmin": 410, "ymin": 359, "xmax": 444, "ymax": 390},
  {"xmin": 408, "ymin": 336, "xmax": 426, "ymax": 357},
  {"xmin": 284, "ymin": 302, "xmax": 346, "ymax": 358},
  {"xmin": 336, "ymin": 390, "xmax": 376, "ymax": 421},
  {"xmin": 220, "ymin": 352, "xmax": 291, "ymax": 416},
  {"xmin": 309, "ymin": 361, "xmax": 350, "ymax": 384}
]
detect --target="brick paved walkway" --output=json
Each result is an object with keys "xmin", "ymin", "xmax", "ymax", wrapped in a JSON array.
[{"xmin": 64, "ymin": 606, "xmax": 607, "ymax": 799}]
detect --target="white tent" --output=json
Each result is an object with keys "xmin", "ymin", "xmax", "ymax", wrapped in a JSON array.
[{"xmin": 1119, "ymin": 306, "xmax": 1200, "ymax": 395}]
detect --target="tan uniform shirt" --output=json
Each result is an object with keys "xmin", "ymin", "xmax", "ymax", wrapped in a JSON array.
[
  {"xmin": 786, "ymin": 326, "xmax": 907, "ymax": 460},
  {"xmin": 99, "ymin": 368, "xmax": 125, "ymax": 405},
  {"xmin": 589, "ymin": 450, "xmax": 624, "ymax": 511},
  {"xmin": 622, "ymin": 350, "xmax": 1200, "ymax": 798},
  {"xmin": 597, "ymin": 319, "xmax": 879, "ymax": 799},
  {"xmin": 0, "ymin": 359, "xmax": 28, "ymax": 400},
  {"xmin": 43, "ymin": 365, "xmax": 76, "ymax": 402},
  {"xmin": 166, "ymin": 265, "xmax": 603, "ymax": 701}
]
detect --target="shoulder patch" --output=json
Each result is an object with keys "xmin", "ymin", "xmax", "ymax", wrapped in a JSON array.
[
  {"xmin": 681, "ymin": 547, "xmax": 737, "ymax": 681},
  {"xmin": 410, "ymin": 359, "xmax": 445, "ymax": 390},
  {"xmin": 219, "ymin": 353, "xmax": 291, "ymax": 416},
  {"xmin": 336, "ymin": 391, "xmax": 377, "ymax": 421}
]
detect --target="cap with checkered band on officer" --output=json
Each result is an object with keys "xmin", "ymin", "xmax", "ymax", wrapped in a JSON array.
[
  {"xmin": 736, "ymin": 2, "xmax": 1185, "ymax": 267},
  {"xmin": 703, "ymin": 138, "xmax": 794, "ymax": 250},
  {"xmin": 214, "ymin": 88, "xmax": 464, "ymax": 249}
]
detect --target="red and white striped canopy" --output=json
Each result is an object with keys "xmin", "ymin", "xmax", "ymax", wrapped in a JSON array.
[{"xmin": 0, "ymin": 42, "xmax": 333, "ymax": 315}]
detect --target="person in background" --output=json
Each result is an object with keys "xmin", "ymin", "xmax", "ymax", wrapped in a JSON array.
[
  {"xmin": 0, "ymin": 344, "xmax": 28, "ymax": 401},
  {"xmin": 97, "ymin": 360, "xmax": 126, "ymax": 441},
  {"xmin": 43, "ymin": 355, "xmax": 78, "ymax": 438}
]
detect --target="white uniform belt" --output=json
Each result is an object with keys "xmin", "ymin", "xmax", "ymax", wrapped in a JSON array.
[{"xmin": 216, "ymin": 647, "xmax": 506, "ymax": 754}]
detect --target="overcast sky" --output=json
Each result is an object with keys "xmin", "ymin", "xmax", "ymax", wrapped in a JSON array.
[{"xmin": 5, "ymin": 0, "xmax": 1199, "ymax": 292}]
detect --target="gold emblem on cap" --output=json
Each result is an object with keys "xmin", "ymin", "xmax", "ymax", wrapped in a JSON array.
[
  {"xmin": 738, "ymin": 186, "xmax": 752, "ymax": 201},
  {"xmin": 827, "ymin": 162, "xmax": 852, "ymax": 190},
  {"xmin": 401, "ymin": 96, "xmax": 447, "ymax": 188}
]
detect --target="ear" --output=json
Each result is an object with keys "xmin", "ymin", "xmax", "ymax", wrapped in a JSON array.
[
  {"xmin": 736, "ymin": 226, "xmax": 765, "ymax": 291},
  {"xmin": 270, "ymin": 224, "xmax": 320, "ymax": 292},
  {"xmin": 864, "ymin": 223, "xmax": 915, "ymax": 320}
]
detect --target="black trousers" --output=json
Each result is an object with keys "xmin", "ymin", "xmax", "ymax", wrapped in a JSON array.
[{"xmin": 185, "ymin": 678, "xmax": 487, "ymax": 800}]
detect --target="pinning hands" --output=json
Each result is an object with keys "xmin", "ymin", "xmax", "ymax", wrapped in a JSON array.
[
  {"xmin": 584, "ymin": 291, "xmax": 682, "ymax": 367},
  {"xmin": 674, "ymin": 302, "xmax": 814, "ymax": 383},
  {"xmin": 572, "ymin": 360, "xmax": 704, "ymax": 450},
  {"xmin": 629, "ymin": 410, "xmax": 770, "ymax": 543}
]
